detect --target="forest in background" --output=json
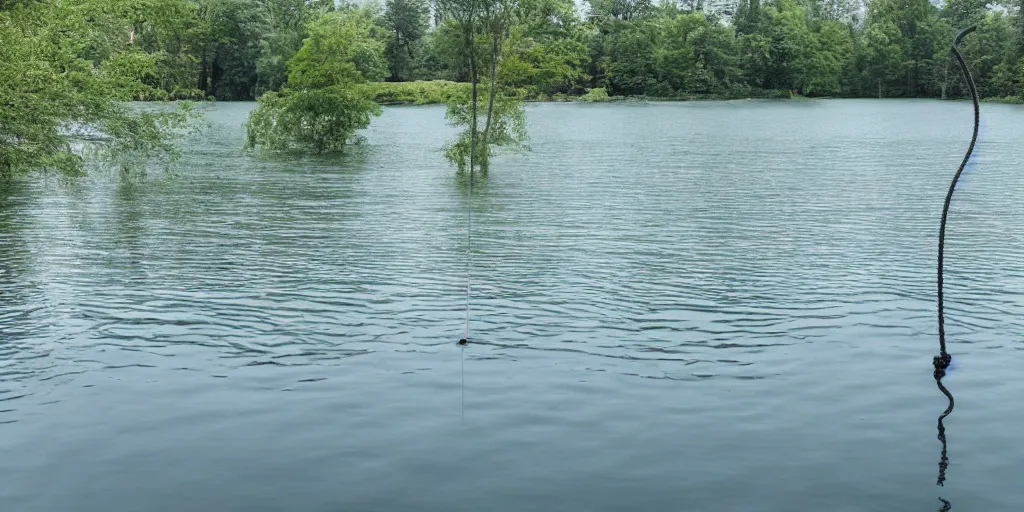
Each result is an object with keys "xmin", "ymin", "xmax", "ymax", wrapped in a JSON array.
[
  {"xmin": 2, "ymin": 0, "xmax": 1021, "ymax": 178},
  {"xmin": 3, "ymin": 0, "xmax": 1023, "ymax": 102}
]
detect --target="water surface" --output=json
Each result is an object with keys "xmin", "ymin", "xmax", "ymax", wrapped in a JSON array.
[{"xmin": 3, "ymin": 100, "xmax": 1024, "ymax": 511}]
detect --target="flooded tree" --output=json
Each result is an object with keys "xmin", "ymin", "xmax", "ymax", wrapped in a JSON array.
[
  {"xmin": 0, "ymin": 0, "xmax": 196, "ymax": 181},
  {"xmin": 244, "ymin": 7, "xmax": 387, "ymax": 154},
  {"xmin": 435, "ymin": 0, "xmax": 527, "ymax": 173}
]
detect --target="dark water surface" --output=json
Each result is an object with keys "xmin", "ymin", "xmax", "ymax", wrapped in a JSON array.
[{"xmin": 2, "ymin": 100, "xmax": 1024, "ymax": 511}]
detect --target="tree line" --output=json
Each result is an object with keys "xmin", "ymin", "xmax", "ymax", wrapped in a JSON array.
[
  {"xmin": 3, "ymin": 0, "xmax": 1022, "ymax": 179},
  {"xmin": 7, "ymin": 0, "xmax": 1023, "ymax": 102}
]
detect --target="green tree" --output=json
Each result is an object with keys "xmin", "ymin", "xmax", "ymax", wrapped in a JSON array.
[
  {"xmin": 499, "ymin": 0, "xmax": 591, "ymax": 96},
  {"xmin": 194, "ymin": 0, "xmax": 270, "ymax": 100},
  {"xmin": 443, "ymin": 87, "xmax": 527, "ymax": 171},
  {"xmin": 587, "ymin": 0, "xmax": 653, "ymax": 21},
  {"xmin": 737, "ymin": 0, "xmax": 816, "ymax": 92},
  {"xmin": 986, "ymin": 10, "xmax": 1024, "ymax": 98},
  {"xmin": 256, "ymin": 0, "xmax": 335, "ymax": 96},
  {"xmin": 861, "ymin": 0, "xmax": 944, "ymax": 96},
  {"xmin": 435, "ymin": 0, "xmax": 528, "ymax": 172},
  {"xmin": 819, "ymin": 0, "xmax": 862, "ymax": 24},
  {"xmin": 244, "ymin": 7, "xmax": 386, "ymax": 154},
  {"xmin": 941, "ymin": 0, "xmax": 987, "ymax": 29},
  {"xmin": 65, "ymin": 0, "xmax": 205, "ymax": 98},
  {"xmin": 502, "ymin": 28, "xmax": 591, "ymax": 95},
  {"xmin": 1, "ymin": 0, "xmax": 195, "ymax": 181},
  {"xmin": 657, "ymin": 11, "xmax": 741, "ymax": 95},
  {"xmin": 383, "ymin": 0, "xmax": 430, "ymax": 81},
  {"xmin": 807, "ymin": 20, "xmax": 855, "ymax": 96},
  {"xmin": 858, "ymin": 19, "xmax": 905, "ymax": 97},
  {"xmin": 603, "ymin": 20, "xmax": 659, "ymax": 95},
  {"xmin": 955, "ymin": 12, "xmax": 1017, "ymax": 97},
  {"xmin": 414, "ymin": 21, "xmax": 469, "ymax": 80}
]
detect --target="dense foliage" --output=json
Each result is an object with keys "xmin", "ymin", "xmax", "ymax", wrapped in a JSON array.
[
  {"xmin": 243, "ymin": 7, "xmax": 386, "ymax": 154},
  {"xmin": 1, "ymin": 0, "xmax": 196, "ymax": 181},
  {"xmin": 383, "ymin": 0, "xmax": 1024, "ymax": 101},
  {"xmin": 360, "ymin": 80, "xmax": 469, "ymax": 104},
  {"xmin": 4, "ymin": 0, "xmax": 1021, "ymax": 104},
  {"xmin": 5, "ymin": 0, "xmax": 1024, "ymax": 177},
  {"xmin": 435, "ymin": 0, "xmax": 530, "ymax": 173},
  {"xmin": 6, "ymin": 0, "xmax": 1022, "ymax": 105}
]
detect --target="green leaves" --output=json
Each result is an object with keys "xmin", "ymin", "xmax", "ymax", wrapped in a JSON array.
[
  {"xmin": 603, "ymin": 20, "xmax": 659, "ymax": 95},
  {"xmin": 383, "ymin": 0, "xmax": 430, "ymax": 81},
  {"xmin": 288, "ymin": 8, "xmax": 389, "ymax": 89},
  {"xmin": 443, "ymin": 86, "xmax": 527, "ymax": 172},
  {"xmin": 244, "ymin": 87, "xmax": 382, "ymax": 154},
  {"xmin": 436, "ymin": 0, "xmax": 529, "ymax": 173},
  {"xmin": 656, "ymin": 12, "xmax": 740, "ymax": 95},
  {"xmin": 501, "ymin": 16, "xmax": 591, "ymax": 96},
  {"xmin": 0, "ymin": 0, "xmax": 197, "ymax": 180},
  {"xmin": 244, "ymin": 9, "xmax": 387, "ymax": 155},
  {"xmin": 359, "ymin": 80, "xmax": 470, "ymax": 104}
]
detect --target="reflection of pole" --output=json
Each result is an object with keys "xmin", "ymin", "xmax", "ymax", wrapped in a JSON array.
[{"xmin": 933, "ymin": 26, "xmax": 980, "ymax": 511}]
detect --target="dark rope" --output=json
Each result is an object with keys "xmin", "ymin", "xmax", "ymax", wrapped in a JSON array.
[
  {"xmin": 938, "ymin": 497, "xmax": 952, "ymax": 512},
  {"xmin": 937, "ymin": 25, "xmax": 980, "ymax": 358},
  {"xmin": 933, "ymin": 25, "xmax": 979, "ymax": 507}
]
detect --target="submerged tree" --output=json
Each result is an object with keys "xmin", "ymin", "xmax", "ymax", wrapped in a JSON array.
[
  {"xmin": 0, "ymin": 0, "xmax": 196, "ymax": 181},
  {"xmin": 443, "ymin": 86, "xmax": 527, "ymax": 171},
  {"xmin": 244, "ymin": 7, "xmax": 387, "ymax": 154},
  {"xmin": 436, "ymin": 0, "xmax": 528, "ymax": 173}
]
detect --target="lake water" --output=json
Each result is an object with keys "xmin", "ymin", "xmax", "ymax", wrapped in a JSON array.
[{"xmin": 2, "ymin": 100, "xmax": 1024, "ymax": 511}]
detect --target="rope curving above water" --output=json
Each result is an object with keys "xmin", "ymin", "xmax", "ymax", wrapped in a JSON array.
[
  {"xmin": 934, "ymin": 25, "xmax": 979, "ymax": 506},
  {"xmin": 937, "ymin": 25, "xmax": 980, "ymax": 363}
]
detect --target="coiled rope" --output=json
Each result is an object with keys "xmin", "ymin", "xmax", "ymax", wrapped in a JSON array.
[{"xmin": 934, "ymin": 25, "xmax": 979, "ymax": 501}]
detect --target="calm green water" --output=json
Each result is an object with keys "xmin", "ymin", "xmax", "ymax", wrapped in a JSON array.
[{"xmin": 2, "ymin": 100, "xmax": 1024, "ymax": 511}]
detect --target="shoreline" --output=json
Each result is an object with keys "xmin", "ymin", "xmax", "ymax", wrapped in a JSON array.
[
  {"xmin": 150, "ymin": 94, "xmax": 1024, "ymax": 106},
  {"xmin": 362, "ymin": 95, "xmax": 1024, "ymax": 106}
]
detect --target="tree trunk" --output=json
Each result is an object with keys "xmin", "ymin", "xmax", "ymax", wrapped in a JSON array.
[
  {"xmin": 466, "ymin": 4, "xmax": 478, "ymax": 176},
  {"xmin": 199, "ymin": 54, "xmax": 209, "ymax": 96},
  {"xmin": 941, "ymin": 64, "xmax": 949, "ymax": 100},
  {"xmin": 470, "ymin": 71, "xmax": 478, "ymax": 175},
  {"xmin": 482, "ymin": 32, "xmax": 500, "ymax": 171},
  {"xmin": 877, "ymin": 79, "xmax": 882, "ymax": 99}
]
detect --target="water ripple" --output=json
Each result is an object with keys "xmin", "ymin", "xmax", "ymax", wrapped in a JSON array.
[
  {"xmin": 5, "ymin": 103, "xmax": 1024, "ymax": 378},
  {"xmin": 2, "ymin": 100, "xmax": 1024, "ymax": 509}
]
